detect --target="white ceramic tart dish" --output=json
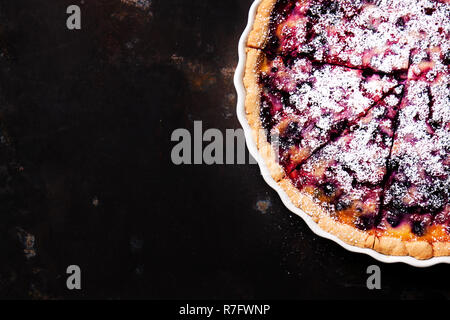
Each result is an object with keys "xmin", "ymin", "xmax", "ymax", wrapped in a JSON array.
[{"xmin": 234, "ymin": 0, "xmax": 450, "ymax": 266}]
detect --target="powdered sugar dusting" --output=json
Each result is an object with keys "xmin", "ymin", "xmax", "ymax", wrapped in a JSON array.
[
  {"xmin": 277, "ymin": 0, "xmax": 449, "ymax": 74},
  {"xmin": 384, "ymin": 79, "xmax": 449, "ymax": 215},
  {"xmin": 304, "ymin": 96, "xmax": 398, "ymax": 197},
  {"xmin": 261, "ymin": 56, "xmax": 397, "ymax": 160}
]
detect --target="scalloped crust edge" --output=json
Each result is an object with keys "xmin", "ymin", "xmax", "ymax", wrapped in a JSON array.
[
  {"xmin": 244, "ymin": 48, "xmax": 285, "ymax": 181},
  {"xmin": 247, "ymin": 0, "xmax": 278, "ymax": 48},
  {"xmin": 243, "ymin": 41, "xmax": 450, "ymax": 260}
]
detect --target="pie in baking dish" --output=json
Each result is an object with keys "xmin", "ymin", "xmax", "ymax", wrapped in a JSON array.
[{"xmin": 244, "ymin": 0, "xmax": 449, "ymax": 259}]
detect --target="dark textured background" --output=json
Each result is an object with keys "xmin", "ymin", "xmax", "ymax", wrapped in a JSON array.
[{"xmin": 0, "ymin": 0, "xmax": 448, "ymax": 299}]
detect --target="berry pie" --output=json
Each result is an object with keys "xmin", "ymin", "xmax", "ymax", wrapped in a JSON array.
[{"xmin": 244, "ymin": 0, "xmax": 449, "ymax": 259}]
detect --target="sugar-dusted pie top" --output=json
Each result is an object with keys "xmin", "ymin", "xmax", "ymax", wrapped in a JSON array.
[
  {"xmin": 266, "ymin": 0, "xmax": 449, "ymax": 74},
  {"xmin": 247, "ymin": 0, "xmax": 450, "ymax": 256}
]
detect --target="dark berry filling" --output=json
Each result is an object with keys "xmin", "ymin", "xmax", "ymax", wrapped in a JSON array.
[{"xmin": 355, "ymin": 214, "xmax": 376, "ymax": 231}]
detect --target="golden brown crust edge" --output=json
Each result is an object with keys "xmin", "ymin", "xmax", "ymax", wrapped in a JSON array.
[
  {"xmin": 247, "ymin": 0, "xmax": 278, "ymax": 48},
  {"xmin": 373, "ymin": 237, "xmax": 450, "ymax": 259},
  {"xmin": 279, "ymin": 178, "xmax": 376, "ymax": 249},
  {"xmin": 244, "ymin": 48, "xmax": 285, "ymax": 182},
  {"xmin": 243, "ymin": 9, "xmax": 449, "ymax": 260}
]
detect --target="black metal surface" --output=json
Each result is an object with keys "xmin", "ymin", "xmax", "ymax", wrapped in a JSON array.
[{"xmin": 0, "ymin": 0, "xmax": 448, "ymax": 299}]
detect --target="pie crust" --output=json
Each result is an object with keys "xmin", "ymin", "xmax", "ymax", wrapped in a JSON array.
[{"xmin": 244, "ymin": 0, "xmax": 450, "ymax": 259}]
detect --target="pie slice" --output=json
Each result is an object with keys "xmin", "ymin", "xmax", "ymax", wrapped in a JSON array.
[
  {"xmin": 243, "ymin": 0, "xmax": 450, "ymax": 259},
  {"xmin": 375, "ymin": 79, "xmax": 450, "ymax": 258},
  {"xmin": 287, "ymin": 90, "xmax": 402, "ymax": 243},
  {"xmin": 258, "ymin": 53, "xmax": 399, "ymax": 170}
]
